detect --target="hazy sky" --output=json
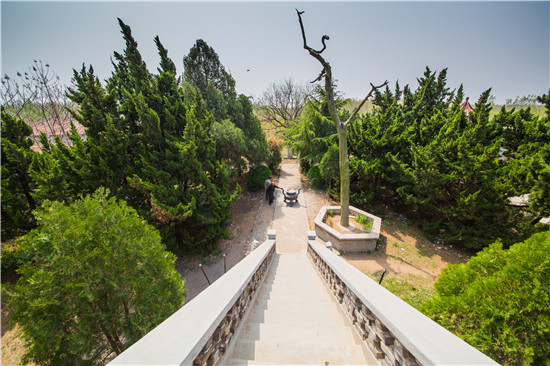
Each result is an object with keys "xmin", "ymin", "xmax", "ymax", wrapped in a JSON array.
[{"xmin": 1, "ymin": 1, "xmax": 548, "ymax": 104}]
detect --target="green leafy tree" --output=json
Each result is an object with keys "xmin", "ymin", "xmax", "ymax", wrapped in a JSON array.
[
  {"xmin": 266, "ymin": 136, "xmax": 283, "ymax": 172},
  {"xmin": 4, "ymin": 188, "xmax": 185, "ymax": 365},
  {"xmin": 183, "ymin": 39, "xmax": 267, "ymax": 170},
  {"xmin": 287, "ymin": 87, "xmax": 339, "ymax": 172},
  {"xmin": 211, "ymin": 118, "xmax": 247, "ymax": 168},
  {"xmin": 496, "ymin": 91, "xmax": 550, "ymax": 220},
  {"xmin": 421, "ymin": 231, "xmax": 550, "ymax": 365},
  {"xmin": 32, "ymin": 20, "xmax": 241, "ymax": 254},
  {"xmin": 347, "ymin": 69, "xmax": 543, "ymax": 249},
  {"xmin": 319, "ymin": 143, "xmax": 340, "ymax": 197},
  {"xmin": 1, "ymin": 110, "xmax": 37, "ymax": 238},
  {"xmin": 183, "ymin": 39, "xmax": 236, "ymax": 101}
]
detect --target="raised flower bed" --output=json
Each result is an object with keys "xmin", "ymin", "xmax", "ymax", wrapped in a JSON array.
[{"xmin": 314, "ymin": 206, "xmax": 381, "ymax": 253}]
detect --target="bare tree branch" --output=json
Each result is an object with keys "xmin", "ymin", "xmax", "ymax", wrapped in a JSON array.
[
  {"xmin": 297, "ymin": 8, "xmax": 386, "ymax": 228},
  {"xmin": 256, "ymin": 78, "xmax": 313, "ymax": 132},
  {"xmin": 1, "ymin": 61, "xmax": 76, "ymax": 146},
  {"xmin": 345, "ymin": 81, "xmax": 389, "ymax": 125},
  {"xmin": 296, "ymin": 9, "xmax": 340, "ymax": 128},
  {"xmin": 312, "ymin": 69, "xmax": 326, "ymax": 83}
]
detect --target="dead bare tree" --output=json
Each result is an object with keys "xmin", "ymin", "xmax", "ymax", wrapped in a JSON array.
[
  {"xmin": 256, "ymin": 78, "xmax": 313, "ymax": 132},
  {"xmin": 1, "ymin": 60, "xmax": 75, "ymax": 145},
  {"xmin": 296, "ymin": 9, "xmax": 388, "ymax": 227}
]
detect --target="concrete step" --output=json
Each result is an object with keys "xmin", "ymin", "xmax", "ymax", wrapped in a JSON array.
[
  {"xmin": 239, "ymin": 322, "xmax": 358, "ymax": 345},
  {"xmin": 232, "ymin": 339, "xmax": 370, "ymax": 365},
  {"xmin": 227, "ymin": 251, "xmax": 375, "ymax": 365},
  {"xmin": 247, "ymin": 304, "xmax": 348, "ymax": 326},
  {"xmin": 226, "ymin": 359, "xmax": 279, "ymax": 365},
  {"xmin": 259, "ymin": 284, "xmax": 333, "ymax": 302},
  {"xmin": 253, "ymin": 296, "xmax": 341, "ymax": 314}
]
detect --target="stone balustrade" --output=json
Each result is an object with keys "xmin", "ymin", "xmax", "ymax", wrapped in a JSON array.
[
  {"xmin": 109, "ymin": 231, "xmax": 276, "ymax": 366},
  {"xmin": 307, "ymin": 232, "xmax": 499, "ymax": 366}
]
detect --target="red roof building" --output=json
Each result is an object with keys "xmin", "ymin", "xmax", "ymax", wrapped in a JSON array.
[
  {"xmin": 460, "ymin": 97, "xmax": 474, "ymax": 115},
  {"xmin": 30, "ymin": 120, "xmax": 86, "ymax": 152}
]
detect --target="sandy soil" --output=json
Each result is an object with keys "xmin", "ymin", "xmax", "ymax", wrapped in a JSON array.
[
  {"xmin": 176, "ymin": 174, "xmax": 278, "ymax": 301},
  {"xmin": 299, "ymin": 170, "xmax": 471, "ymax": 286}
]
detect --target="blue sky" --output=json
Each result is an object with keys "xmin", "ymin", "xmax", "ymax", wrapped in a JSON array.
[{"xmin": 1, "ymin": 1, "xmax": 548, "ymax": 104}]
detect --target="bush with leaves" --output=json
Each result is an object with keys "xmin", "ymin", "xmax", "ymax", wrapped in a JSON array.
[
  {"xmin": 421, "ymin": 231, "xmax": 550, "ymax": 365},
  {"xmin": 4, "ymin": 188, "xmax": 185, "ymax": 365},
  {"xmin": 246, "ymin": 165, "xmax": 271, "ymax": 192},
  {"xmin": 1, "ymin": 110, "xmax": 37, "ymax": 239},
  {"xmin": 307, "ymin": 165, "xmax": 326, "ymax": 189},
  {"xmin": 266, "ymin": 136, "xmax": 283, "ymax": 172}
]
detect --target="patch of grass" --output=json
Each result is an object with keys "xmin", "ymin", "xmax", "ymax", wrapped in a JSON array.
[
  {"xmin": 355, "ymin": 214, "xmax": 373, "ymax": 232},
  {"xmin": 381, "ymin": 274, "xmax": 435, "ymax": 309}
]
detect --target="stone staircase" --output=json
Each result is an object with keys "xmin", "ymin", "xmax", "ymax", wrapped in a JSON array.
[
  {"xmin": 109, "ymin": 163, "xmax": 498, "ymax": 366},
  {"xmin": 228, "ymin": 252, "xmax": 377, "ymax": 365}
]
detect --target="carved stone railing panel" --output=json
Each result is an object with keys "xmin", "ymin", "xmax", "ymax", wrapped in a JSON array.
[
  {"xmin": 109, "ymin": 233, "xmax": 276, "ymax": 366},
  {"xmin": 193, "ymin": 250, "xmax": 274, "ymax": 366},
  {"xmin": 307, "ymin": 235, "xmax": 499, "ymax": 366}
]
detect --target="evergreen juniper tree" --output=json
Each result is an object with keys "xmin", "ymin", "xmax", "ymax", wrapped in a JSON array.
[{"xmin": 1, "ymin": 110, "xmax": 37, "ymax": 238}]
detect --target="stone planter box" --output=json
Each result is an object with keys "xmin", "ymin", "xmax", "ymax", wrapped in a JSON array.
[{"xmin": 314, "ymin": 206, "xmax": 381, "ymax": 253}]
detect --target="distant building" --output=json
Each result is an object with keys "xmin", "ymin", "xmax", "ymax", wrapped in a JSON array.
[
  {"xmin": 30, "ymin": 120, "xmax": 86, "ymax": 152},
  {"xmin": 460, "ymin": 97, "xmax": 474, "ymax": 115}
]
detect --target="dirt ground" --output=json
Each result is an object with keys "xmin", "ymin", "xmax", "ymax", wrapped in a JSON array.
[
  {"xmin": 299, "ymin": 171, "xmax": 471, "ymax": 287},
  {"xmin": 174, "ymin": 173, "xmax": 277, "ymax": 301}
]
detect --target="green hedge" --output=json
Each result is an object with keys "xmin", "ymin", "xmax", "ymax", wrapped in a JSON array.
[{"xmin": 246, "ymin": 165, "xmax": 271, "ymax": 191}]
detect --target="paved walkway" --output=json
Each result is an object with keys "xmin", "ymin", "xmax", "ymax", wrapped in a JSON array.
[
  {"xmin": 273, "ymin": 164, "xmax": 309, "ymax": 253},
  {"xmin": 228, "ymin": 164, "xmax": 376, "ymax": 365}
]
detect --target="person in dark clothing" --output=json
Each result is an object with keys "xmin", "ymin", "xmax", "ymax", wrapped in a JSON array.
[
  {"xmin": 264, "ymin": 176, "xmax": 272, "ymax": 201},
  {"xmin": 266, "ymin": 181, "xmax": 281, "ymax": 205}
]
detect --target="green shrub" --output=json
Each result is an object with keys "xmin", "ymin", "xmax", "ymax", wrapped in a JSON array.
[
  {"xmin": 356, "ymin": 214, "xmax": 373, "ymax": 232},
  {"xmin": 246, "ymin": 165, "xmax": 271, "ymax": 191},
  {"xmin": 266, "ymin": 137, "xmax": 282, "ymax": 173},
  {"xmin": 4, "ymin": 188, "xmax": 186, "ymax": 365},
  {"xmin": 421, "ymin": 231, "xmax": 550, "ymax": 365},
  {"xmin": 307, "ymin": 165, "xmax": 326, "ymax": 189}
]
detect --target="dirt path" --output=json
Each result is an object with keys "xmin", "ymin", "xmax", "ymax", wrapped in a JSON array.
[{"xmin": 177, "ymin": 177, "xmax": 278, "ymax": 302}]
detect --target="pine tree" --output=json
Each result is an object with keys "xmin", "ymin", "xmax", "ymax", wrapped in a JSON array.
[
  {"xmin": 32, "ymin": 19, "xmax": 241, "ymax": 254},
  {"xmin": 183, "ymin": 39, "xmax": 267, "ymax": 171},
  {"xmin": 347, "ymin": 69, "xmax": 543, "ymax": 249},
  {"xmin": 1, "ymin": 110, "xmax": 37, "ymax": 238}
]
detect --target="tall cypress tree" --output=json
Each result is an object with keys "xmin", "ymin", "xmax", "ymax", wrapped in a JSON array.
[
  {"xmin": 347, "ymin": 68, "xmax": 544, "ymax": 249},
  {"xmin": 183, "ymin": 39, "xmax": 268, "ymax": 170},
  {"xmin": 1, "ymin": 111, "xmax": 37, "ymax": 238},
  {"xmin": 32, "ymin": 19, "xmax": 240, "ymax": 254}
]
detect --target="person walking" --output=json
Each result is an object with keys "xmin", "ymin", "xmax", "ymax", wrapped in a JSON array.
[
  {"xmin": 266, "ymin": 181, "xmax": 282, "ymax": 205},
  {"xmin": 264, "ymin": 176, "xmax": 272, "ymax": 201}
]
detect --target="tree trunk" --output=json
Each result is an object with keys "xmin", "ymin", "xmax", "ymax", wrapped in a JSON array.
[
  {"xmin": 338, "ymin": 124, "xmax": 350, "ymax": 227},
  {"xmin": 296, "ymin": 9, "xmax": 387, "ymax": 229}
]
